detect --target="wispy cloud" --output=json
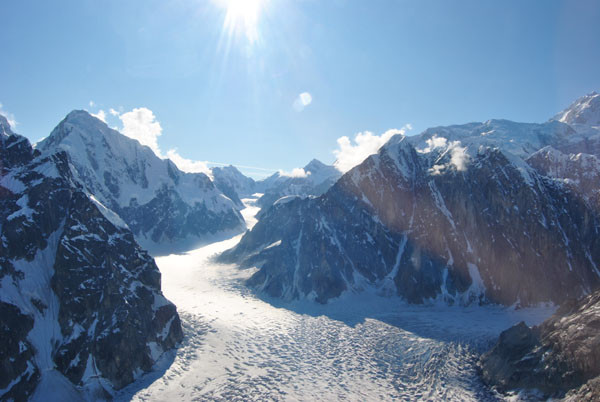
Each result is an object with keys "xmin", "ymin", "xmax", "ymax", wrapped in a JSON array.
[
  {"xmin": 166, "ymin": 149, "xmax": 212, "ymax": 176},
  {"xmin": 0, "ymin": 102, "xmax": 17, "ymax": 129},
  {"xmin": 293, "ymin": 92, "xmax": 313, "ymax": 112},
  {"xmin": 333, "ymin": 125, "xmax": 411, "ymax": 173},
  {"xmin": 279, "ymin": 167, "xmax": 311, "ymax": 178}
]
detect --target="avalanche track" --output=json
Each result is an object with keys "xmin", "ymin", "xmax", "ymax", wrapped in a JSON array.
[{"xmin": 116, "ymin": 196, "xmax": 553, "ymax": 401}]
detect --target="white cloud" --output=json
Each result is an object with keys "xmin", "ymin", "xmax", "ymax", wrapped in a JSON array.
[
  {"xmin": 333, "ymin": 126, "xmax": 411, "ymax": 173},
  {"xmin": 423, "ymin": 135, "xmax": 469, "ymax": 174},
  {"xmin": 0, "ymin": 103, "xmax": 17, "ymax": 129},
  {"xmin": 106, "ymin": 106, "xmax": 213, "ymax": 177},
  {"xmin": 91, "ymin": 109, "xmax": 107, "ymax": 123},
  {"xmin": 420, "ymin": 135, "xmax": 448, "ymax": 153},
  {"xmin": 166, "ymin": 149, "xmax": 212, "ymax": 176},
  {"xmin": 293, "ymin": 92, "xmax": 313, "ymax": 112},
  {"xmin": 89, "ymin": 100, "xmax": 95, "ymax": 107},
  {"xmin": 279, "ymin": 167, "xmax": 311, "ymax": 178},
  {"xmin": 118, "ymin": 107, "xmax": 163, "ymax": 156},
  {"xmin": 449, "ymin": 143, "xmax": 468, "ymax": 171}
]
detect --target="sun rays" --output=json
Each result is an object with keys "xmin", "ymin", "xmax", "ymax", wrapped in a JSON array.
[{"xmin": 216, "ymin": 0, "xmax": 266, "ymax": 44}]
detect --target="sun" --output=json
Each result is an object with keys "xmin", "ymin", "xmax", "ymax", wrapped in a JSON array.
[{"xmin": 217, "ymin": 0, "xmax": 265, "ymax": 43}]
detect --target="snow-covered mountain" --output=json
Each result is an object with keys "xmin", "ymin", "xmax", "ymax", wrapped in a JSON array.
[
  {"xmin": 255, "ymin": 159, "xmax": 341, "ymax": 210},
  {"xmin": 480, "ymin": 288, "xmax": 600, "ymax": 399},
  {"xmin": 0, "ymin": 115, "xmax": 182, "ymax": 399},
  {"xmin": 210, "ymin": 165, "xmax": 257, "ymax": 208},
  {"xmin": 37, "ymin": 110, "xmax": 244, "ymax": 254},
  {"xmin": 554, "ymin": 91, "xmax": 600, "ymax": 127},
  {"xmin": 405, "ymin": 119, "xmax": 575, "ymax": 159},
  {"xmin": 220, "ymin": 93, "xmax": 600, "ymax": 306},
  {"xmin": 210, "ymin": 159, "xmax": 341, "ymax": 213}
]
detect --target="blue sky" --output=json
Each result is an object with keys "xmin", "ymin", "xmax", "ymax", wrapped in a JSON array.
[{"xmin": 2, "ymin": 0, "xmax": 600, "ymax": 178}]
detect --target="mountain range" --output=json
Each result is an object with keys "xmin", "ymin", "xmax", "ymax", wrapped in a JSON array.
[
  {"xmin": 2, "ymin": 91, "xmax": 600, "ymax": 400},
  {"xmin": 0, "ymin": 107, "xmax": 342, "ymax": 399},
  {"xmin": 220, "ymin": 92, "xmax": 600, "ymax": 306},
  {"xmin": 36, "ymin": 111, "xmax": 245, "ymax": 255},
  {"xmin": 210, "ymin": 158, "xmax": 341, "ymax": 212}
]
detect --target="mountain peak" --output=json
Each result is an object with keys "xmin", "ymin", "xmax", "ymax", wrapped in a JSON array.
[
  {"xmin": 303, "ymin": 158, "xmax": 327, "ymax": 171},
  {"xmin": 64, "ymin": 109, "xmax": 107, "ymax": 128},
  {"xmin": 553, "ymin": 91, "xmax": 600, "ymax": 126},
  {"xmin": 0, "ymin": 114, "xmax": 14, "ymax": 136},
  {"xmin": 37, "ymin": 109, "xmax": 112, "ymax": 152}
]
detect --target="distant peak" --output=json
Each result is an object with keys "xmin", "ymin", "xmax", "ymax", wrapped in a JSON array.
[
  {"xmin": 304, "ymin": 158, "xmax": 327, "ymax": 171},
  {"xmin": 553, "ymin": 91, "xmax": 600, "ymax": 126}
]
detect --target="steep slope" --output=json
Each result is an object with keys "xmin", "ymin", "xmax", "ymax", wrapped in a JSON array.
[
  {"xmin": 527, "ymin": 146, "xmax": 600, "ymax": 208},
  {"xmin": 210, "ymin": 165, "xmax": 257, "ymax": 208},
  {"xmin": 37, "ymin": 110, "xmax": 244, "ymax": 254},
  {"xmin": 220, "ymin": 134, "xmax": 600, "ymax": 305},
  {"xmin": 554, "ymin": 91, "xmax": 600, "ymax": 127},
  {"xmin": 551, "ymin": 91, "xmax": 600, "ymax": 157},
  {"xmin": 480, "ymin": 289, "xmax": 600, "ymax": 399},
  {"xmin": 256, "ymin": 159, "xmax": 341, "ymax": 210},
  {"xmin": 0, "ymin": 116, "xmax": 183, "ymax": 399}
]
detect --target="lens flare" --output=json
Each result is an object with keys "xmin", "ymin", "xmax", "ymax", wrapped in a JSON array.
[{"xmin": 217, "ymin": 0, "xmax": 265, "ymax": 43}]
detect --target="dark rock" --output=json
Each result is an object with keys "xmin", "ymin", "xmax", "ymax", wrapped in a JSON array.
[
  {"xmin": 0, "ymin": 302, "xmax": 39, "ymax": 402},
  {"xmin": 1, "ymin": 125, "xmax": 183, "ymax": 398},
  {"xmin": 480, "ymin": 290, "xmax": 600, "ymax": 399}
]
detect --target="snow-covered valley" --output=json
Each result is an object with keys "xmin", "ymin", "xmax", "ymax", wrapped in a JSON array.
[{"xmin": 115, "ymin": 196, "xmax": 555, "ymax": 401}]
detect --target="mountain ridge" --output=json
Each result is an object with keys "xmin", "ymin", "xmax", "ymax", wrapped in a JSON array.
[
  {"xmin": 37, "ymin": 110, "xmax": 244, "ymax": 254},
  {"xmin": 220, "ymin": 92, "xmax": 600, "ymax": 306}
]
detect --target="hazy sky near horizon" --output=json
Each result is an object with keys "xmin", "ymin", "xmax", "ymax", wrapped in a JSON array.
[{"xmin": 2, "ymin": 0, "xmax": 600, "ymax": 178}]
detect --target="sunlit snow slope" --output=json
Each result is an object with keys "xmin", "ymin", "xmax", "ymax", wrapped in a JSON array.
[{"xmin": 116, "ymin": 196, "xmax": 554, "ymax": 401}]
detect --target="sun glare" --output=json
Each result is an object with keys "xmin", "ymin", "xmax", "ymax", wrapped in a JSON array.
[{"xmin": 217, "ymin": 0, "xmax": 265, "ymax": 43}]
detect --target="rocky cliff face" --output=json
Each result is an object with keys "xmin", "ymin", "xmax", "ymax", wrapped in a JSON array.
[
  {"xmin": 480, "ymin": 289, "xmax": 600, "ymax": 399},
  {"xmin": 527, "ymin": 146, "xmax": 600, "ymax": 208},
  {"xmin": 220, "ymin": 134, "xmax": 600, "ymax": 305},
  {"xmin": 37, "ymin": 110, "xmax": 244, "ymax": 254},
  {"xmin": 0, "ymin": 116, "xmax": 183, "ymax": 399}
]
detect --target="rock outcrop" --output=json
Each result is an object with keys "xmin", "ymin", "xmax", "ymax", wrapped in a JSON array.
[
  {"xmin": 480, "ymin": 289, "xmax": 600, "ymax": 399},
  {"xmin": 0, "ymin": 115, "xmax": 183, "ymax": 399}
]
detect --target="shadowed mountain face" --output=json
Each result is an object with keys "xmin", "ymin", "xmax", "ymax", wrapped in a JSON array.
[
  {"xmin": 527, "ymin": 146, "xmax": 600, "ymax": 208},
  {"xmin": 220, "ymin": 93, "xmax": 600, "ymax": 306},
  {"xmin": 480, "ymin": 288, "xmax": 600, "ymax": 399},
  {"xmin": 37, "ymin": 111, "xmax": 244, "ymax": 254},
  {"xmin": 0, "ymin": 117, "xmax": 182, "ymax": 398}
]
